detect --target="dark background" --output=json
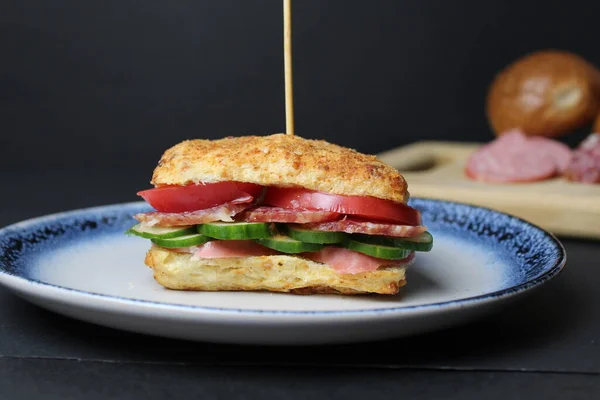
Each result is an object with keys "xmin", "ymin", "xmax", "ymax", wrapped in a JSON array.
[
  {"xmin": 1, "ymin": 3, "xmax": 600, "ymax": 398},
  {"xmin": 2, "ymin": 0, "xmax": 600, "ymax": 180}
]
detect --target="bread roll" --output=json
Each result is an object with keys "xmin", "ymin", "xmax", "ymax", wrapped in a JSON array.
[{"xmin": 486, "ymin": 50, "xmax": 600, "ymax": 138}]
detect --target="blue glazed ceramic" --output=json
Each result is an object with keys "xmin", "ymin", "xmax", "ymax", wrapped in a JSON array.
[{"xmin": 0, "ymin": 199, "xmax": 566, "ymax": 345}]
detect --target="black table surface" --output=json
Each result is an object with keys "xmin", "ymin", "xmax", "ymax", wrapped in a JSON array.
[{"xmin": 1, "ymin": 169, "xmax": 599, "ymax": 399}]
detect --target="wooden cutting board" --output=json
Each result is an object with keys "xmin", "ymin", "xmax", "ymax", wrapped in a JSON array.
[{"xmin": 377, "ymin": 141, "xmax": 600, "ymax": 240}]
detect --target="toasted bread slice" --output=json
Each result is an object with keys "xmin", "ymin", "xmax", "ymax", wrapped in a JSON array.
[
  {"xmin": 145, "ymin": 245, "xmax": 409, "ymax": 295},
  {"xmin": 150, "ymin": 133, "xmax": 408, "ymax": 203}
]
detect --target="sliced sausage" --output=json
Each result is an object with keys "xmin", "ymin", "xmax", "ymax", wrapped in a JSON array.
[
  {"xmin": 304, "ymin": 219, "xmax": 427, "ymax": 238},
  {"xmin": 564, "ymin": 133, "xmax": 600, "ymax": 183},
  {"xmin": 134, "ymin": 202, "xmax": 252, "ymax": 226},
  {"xmin": 237, "ymin": 207, "xmax": 340, "ymax": 223},
  {"xmin": 466, "ymin": 130, "xmax": 572, "ymax": 183}
]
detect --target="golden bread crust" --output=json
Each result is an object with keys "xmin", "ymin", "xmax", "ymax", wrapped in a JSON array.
[
  {"xmin": 145, "ymin": 246, "xmax": 407, "ymax": 295},
  {"xmin": 150, "ymin": 133, "xmax": 408, "ymax": 203}
]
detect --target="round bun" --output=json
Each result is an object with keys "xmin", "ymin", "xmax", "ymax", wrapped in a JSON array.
[
  {"xmin": 486, "ymin": 50, "xmax": 600, "ymax": 138},
  {"xmin": 151, "ymin": 133, "xmax": 408, "ymax": 203}
]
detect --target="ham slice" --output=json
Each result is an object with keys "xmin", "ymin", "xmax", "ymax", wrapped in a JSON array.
[
  {"xmin": 564, "ymin": 133, "xmax": 600, "ymax": 183},
  {"xmin": 238, "ymin": 207, "xmax": 340, "ymax": 223},
  {"xmin": 134, "ymin": 202, "xmax": 252, "ymax": 227},
  {"xmin": 466, "ymin": 129, "xmax": 573, "ymax": 183},
  {"xmin": 580, "ymin": 132, "xmax": 600, "ymax": 154},
  {"xmin": 190, "ymin": 241, "xmax": 414, "ymax": 274},
  {"xmin": 192, "ymin": 240, "xmax": 279, "ymax": 259},
  {"xmin": 528, "ymin": 136, "xmax": 573, "ymax": 173},
  {"xmin": 304, "ymin": 218, "xmax": 426, "ymax": 238},
  {"xmin": 304, "ymin": 246, "xmax": 415, "ymax": 274}
]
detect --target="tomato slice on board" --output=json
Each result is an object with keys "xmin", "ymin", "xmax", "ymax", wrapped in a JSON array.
[
  {"xmin": 263, "ymin": 188, "xmax": 421, "ymax": 225},
  {"xmin": 137, "ymin": 182, "xmax": 263, "ymax": 213}
]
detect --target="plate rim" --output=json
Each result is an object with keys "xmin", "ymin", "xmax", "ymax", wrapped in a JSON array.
[{"xmin": 0, "ymin": 199, "xmax": 567, "ymax": 317}]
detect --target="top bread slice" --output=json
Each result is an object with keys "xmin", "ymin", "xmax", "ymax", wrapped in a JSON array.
[{"xmin": 151, "ymin": 133, "xmax": 408, "ymax": 203}]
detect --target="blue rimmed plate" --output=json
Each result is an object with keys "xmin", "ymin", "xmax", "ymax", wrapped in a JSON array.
[{"xmin": 0, "ymin": 199, "xmax": 566, "ymax": 345}]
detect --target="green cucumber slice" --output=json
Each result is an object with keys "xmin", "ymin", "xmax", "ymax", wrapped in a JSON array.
[
  {"xmin": 352, "ymin": 231, "xmax": 433, "ymax": 252},
  {"xmin": 198, "ymin": 222, "xmax": 272, "ymax": 240},
  {"xmin": 343, "ymin": 240, "xmax": 412, "ymax": 260},
  {"xmin": 283, "ymin": 224, "xmax": 348, "ymax": 244},
  {"xmin": 255, "ymin": 235, "xmax": 325, "ymax": 254},
  {"xmin": 126, "ymin": 223, "xmax": 196, "ymax": 239},
  {"xmin": 151, "ymin": 233, "xmax": 211, "ymax": 249}
]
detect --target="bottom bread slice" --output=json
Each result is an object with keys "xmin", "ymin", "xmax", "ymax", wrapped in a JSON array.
[{"xmin": 145, "ymin": 245, "xmax": 408, "ymax": 295}]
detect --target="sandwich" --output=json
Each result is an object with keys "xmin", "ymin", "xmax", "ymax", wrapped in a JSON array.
[{"xmin": 126, "ymin": 133, "xmax": 432, "ymax": 295}]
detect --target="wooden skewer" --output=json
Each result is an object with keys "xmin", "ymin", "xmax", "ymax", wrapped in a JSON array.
[{"xmin": 283, "ymin": 0, "xmax": 294, "ymax": 136}]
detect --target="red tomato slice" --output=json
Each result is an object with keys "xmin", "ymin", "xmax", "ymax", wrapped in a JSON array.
[
  {"xmin": 137, "ymin": 182, "xmax": 263, "ymax": 213},
  {"xmin": 263, "ymin": 188, "xmax": 421, "ymax": 225}
]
